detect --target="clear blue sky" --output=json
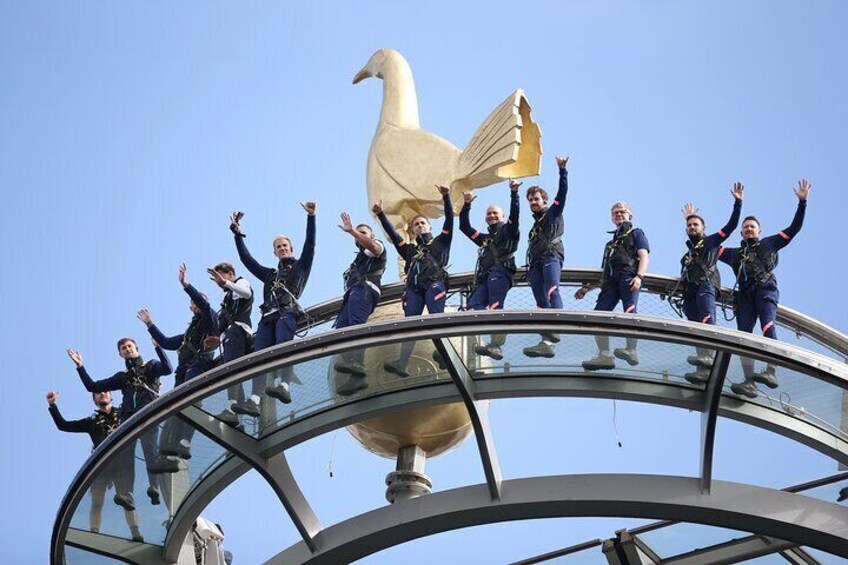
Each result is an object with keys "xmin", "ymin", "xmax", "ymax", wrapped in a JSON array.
[{"xmin": 2, "ymin": 1, "xmax": 847, "ymax": 562}]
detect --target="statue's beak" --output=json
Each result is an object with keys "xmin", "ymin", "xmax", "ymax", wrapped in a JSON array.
[{"xmin": 352, "ymin": 66, "xmax": 372, "ymax": 85}]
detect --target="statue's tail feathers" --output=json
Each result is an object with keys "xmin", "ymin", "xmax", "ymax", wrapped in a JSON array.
[{"xmin": 455, "ymin": 90, "xmax": 543, "ymax": 190}]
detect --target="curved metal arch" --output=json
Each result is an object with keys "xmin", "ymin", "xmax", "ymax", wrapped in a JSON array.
[
  {"xmin": 52, "ymin": 311, "xmax": 848, "ymax": 565},
  {"xmin": 264, "ymin": 474, "xmax": 848, "ymax": 565}
]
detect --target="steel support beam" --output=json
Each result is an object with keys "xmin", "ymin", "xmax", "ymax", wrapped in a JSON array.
[
  {"xmin": 433, "ymin": 337, "xmax": 502, "ymax": 500},
  {"xmin": 265, "ymin": 474, "xmax": 848, "ymax": 565},
  {"xmin": 700, "ymin": 351, "xmax": 731, "ymax": 493},
  {"xmin": 664, "ymin": 535, "xmax": 797, "ymax": 565},
  {"xmin": 66, "ymin": 528, "xmax": 173, "ymax": 565},
  {"xmin": 177, "ymin": 406, "xmax": 323, "ymax": 553},
  {"xmin": 780, "ymin": 547, "xmax": 822, "ymax": 564}
]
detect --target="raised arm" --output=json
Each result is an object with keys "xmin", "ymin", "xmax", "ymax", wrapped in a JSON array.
[
  {"xmin": 437, "ymin": 185, "xmax": 454, "ymax": 240},
  {"xmin": 67, "ymin": 349, "xmax": 124, "ymax": 392},
  {"xmin": 137, "ymin": 309, "xmax": 184, "ymax": 350},
  {"xmin": 152, "ymin": 344, "xmax": 173, "ymax": 377},
  {"xmin": 778, "ymin": 180, "xmax": 810, "ymax": 242},
  {"xmin": 47, "ymin": 392, "xmax": 91, "ymax": 433},
  {"xmin": 508, "ymin": 181, "xmax": 521, "ymax": 225},
  {"xmin": 714, "ymin": 183, "xmax": 744, "ymax": 243},
  {"xmin": 230, "ymin": 212, "xmax": 275, "ymax": 281},
  {"xmin": 374, "ymin": 200, "xmax": 409, "ymax": 257},
  {"xmin": 297, "ymin": 203, "xmax": 317, "ymax": 275},
  {"xmin": 338, "ymin": 212, "xmax": 384, "ymax": 256},
  {"xmin": 458, "ymin": 192, "xmax": 483, "ymax": 246},
  {"xmin": 548, "ymin": 156, "xmax": 570, "ymax": 219},
  {"xmin": 180, "ymin": 264, "xmax": 217, "ymax": 327}
]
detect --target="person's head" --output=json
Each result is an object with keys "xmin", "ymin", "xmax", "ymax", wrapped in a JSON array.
[
  {"xmin": 741, "ymin": 215, "xmax": 761, "ymax": 241},
  {"xmin": 356, "ymin": 223, "xmax": 375, "ymax": 240},
  {"xmin": 610, "ymin": 202, "xmax": 633, "ymax": 226},
  {"xmin": 686, "ymin": 214, "xmax": 706, "ymax": 238},
  {"xmin": 189, "ymin": 292, "xmax": 209, "ymax": 315},
  {"xmin": 485, "ymin": 205, "xmax": 504, "ymax": 226},
  {"xmin": 273, "ymin": 236, "xmax": 294, "ymax": 259},
  {"xmin": 92, "ymin": 390, "xmax": 112, "ymax": 409},
  {"xmin": 410, "ymin": 215, "xmax": 431, "ymax": 236},
  {"xmin": 526, "ymin": 186, "xmax": 549, "ymax": 214},
  {"xmin": 213, "ymin": 262, "xmax": 236, "ymax": 282},
  {"xmin": 116, "ymin": 338, "xmax": 138, "ymax": 360}
]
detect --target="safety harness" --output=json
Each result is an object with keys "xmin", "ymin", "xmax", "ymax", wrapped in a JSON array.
[{"xmin": 527, "ymin": 208, "xmax": 564, "ymax": 265}]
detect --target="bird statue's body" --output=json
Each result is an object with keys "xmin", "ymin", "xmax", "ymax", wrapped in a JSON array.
[{"xmin": 354, "ymin": 49, "xmax": 543, "ymax": 235}]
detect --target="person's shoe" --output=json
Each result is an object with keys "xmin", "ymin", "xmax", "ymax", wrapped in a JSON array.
[
  {"xmin": 838, "ymin": 486, "xmax": 848, "ymax": 502},
  {"xmin": 383, "ymin": 360, "xmax": 410, "ymax": 378},
  {"xmin": 613, "ymin": 348, "xmax": 639, "ymax": 366},
  {"xmin": 160, "ymin": 443, "xmax": 192, "ymax": 460},
  {"xmin": 540, "ymin": 332, "xmax": 561, "ymax": 344},
  {"xmin": 148, "ymin": 456, "xmax": 180, "ymax": 474},
  {"xmin": 523, "ymin": 342, "xmax": 555, "ymax": 358},
  {"xmin": 335, "ymin": 359, "xmax": 367, "ymax": 376},
  {"xmin": 730, "ymin": 379, "xmax": 759, "ymax": 399},
  {"xmin": 684, "ymin": 369, "xmax": 710, "ymax": 384},
  {"xmin": 337, "ymin": 375, "xmax": 369, "ymax": 397},
  {"xmin": 232, "ymin": 400, "xmax": 261, "ymax": 418},
  {"xmin": 687, "ymin": 355, "xmax": 714, "ymax": 368},
  {"xmin": 432, "ymin": 350, "xmax": 446, "ymax": 370},
  {"xmin": 147, "ymin": 485, "xmax": 160, "ymax": 506},
  {"xmin": 582, "ymin": 354, "xmax": 615, "ymax": 371},
  {"xmin": 266, "ymin": 383, "xmax": 292, "ymax": 404},
  {"xmin": 113, "ymin": 492, "xmax": 135, "ymax": 511},
  {"xmin": 215, "ymin": 409, "xmax": 240, "ymax": 426},
  {"xmin": 752, "ymin": 366, "xmax": 778, "ymax": 389},
  {"xmin": 130, "ymin": 526, "xmax": 144, "ymax": 544},
  {"xmin": 474, "ymin": 343, "xmax": 504, "ymax": 360}
]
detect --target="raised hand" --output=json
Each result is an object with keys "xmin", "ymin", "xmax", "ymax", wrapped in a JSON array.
[
  {"xmin": 178, "ymin": 263, "xmax": 188, "ymax": 287},
  {"xmin": 372, "ymin": 200, "xmax": 383, "ymax": 215},
  {"xmin": 67, "ymin": 349, "xmax": 83, "ymax": 368},
  {"xmin": 230, "ymin": 211, "xmax": 244, "ymax": 235},
  {"xmin": 731, "ymin": 181, "xmax": 745, "ymax": 200},
  {"xmin": 681, "ymin": 202, "xmax": 698, "ymax": 219},
  {"xmin": 338, "ymin": 211, "xmax": 355, "ymax": 233},
  {"xmin": 436, "ymin": 184, "xmax": 450, "ymax": 195},
  {"xmin": 301, "ymin": 201, "xmax": 317, "ymax": 215},
  {"xmin": 137, "ymin": 308, "xmax": 153, "ymax": 327},
  {"xmin": 555, "ymin": 155, "xmax": 569, "ymax": 170},
  {"xmin": 207, "ymin": 268, "xmax": 226, "ymax": 288},
  {"xmin": 462, "ymin": 191, "xmax": 477, "ymax": 204},
  {"xmin": 508, "ymin": 179, "xmax": 522, "ymax": 192},
  {"xmin": 47, "ymin": 391, "xmax": 58, "ymax": 405},
  {"xmin": 794, "ymin": 179, "xmax": 812, "ymax": 200}
]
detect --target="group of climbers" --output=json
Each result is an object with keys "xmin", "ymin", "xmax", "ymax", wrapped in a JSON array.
[{"xmin": 48, "ymin": 155, "xmax": 816, "ymax": 533}]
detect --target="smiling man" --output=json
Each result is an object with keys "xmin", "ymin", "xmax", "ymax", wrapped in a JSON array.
[{"xmin": 718, "ymin": 179, "xmax": 811, "ymax": 398}]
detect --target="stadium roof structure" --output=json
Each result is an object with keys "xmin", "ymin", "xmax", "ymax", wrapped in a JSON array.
[{"xmin": 52, "ymin": 269, "xmax": 848, "ymax": 564}]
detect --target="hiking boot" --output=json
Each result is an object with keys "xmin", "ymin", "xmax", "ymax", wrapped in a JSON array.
[
  {"xmin": 684, "ymin": 369, "xmax": 710, "ymax": 384},
  {"xmin": 730, "ymin": 379, "xmax": 758, "ymax": 399},
  {"xmin": 752, "ymin": 366, "xmax": 778, "ymax": 389},
  {"xmin": 160, "ymin": 443, "xmax": 191, "ymax": 460},
  {"xmin": 686, "ymin": 355, "xmax": 714, "ymax": 368},
  {"xmin": 838, "ymin": 486, "xmax": 848, "ymax": 503},
  {"xmin": 334, "ymin": 359, "xmax": 367, "ymax": 376},
  {"xmin": 266, "ymin": 383, "xmax": 292, "ymax": 404},
  {"xmin": 582, "ymin": 354, "xmax": 615, "ymax": 371},
  {"xmin": 540, "ymin": 331, "xmax": 561, "ymax": 344},
  {"xmin": 148, "ymin": 456, "xmax": 180, "ymax": 474},
  {"xmin": 113, "ymin": 492, "xmax": 135, "ymax": 511},
  {"xmin": 146, "ymin": 485, "xmax": 160, "ymax": 506},
  {"xmin": 474, "ymin": 343, "xmax": 504, "ymax": 360},
  {"xmin": 523, "ymin": 342, "xmax": 555, "ymax": 358},
  {"xmin": 614, "ymin": 348, "xmax": 639, "ymax": 366},
  {"xmin": 232, "ymin": 400, "xmax": 261, "ymax": 418},
  {"xmin": 215, "ymin": 409, "xmax": 240, "ymax": 426},
  {"xmin": 383, "ymin": 360, "xmax": 410, "ymax": 378},
  {"xmin": 337, "ymin": 375, "xmax": 369, "ymax": 397}
]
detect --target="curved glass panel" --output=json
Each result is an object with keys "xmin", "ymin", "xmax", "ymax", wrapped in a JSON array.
[
  {"xmin": 197, "ymin": 338, "xmax": 456, "ymax": 439},
  {"xmin": 68, "ymin": 411, "xmax": 230, "ymax": 545},
  {"xmin": 723, "ymin": 353, "xmax": 848, "ymax": 443}
]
